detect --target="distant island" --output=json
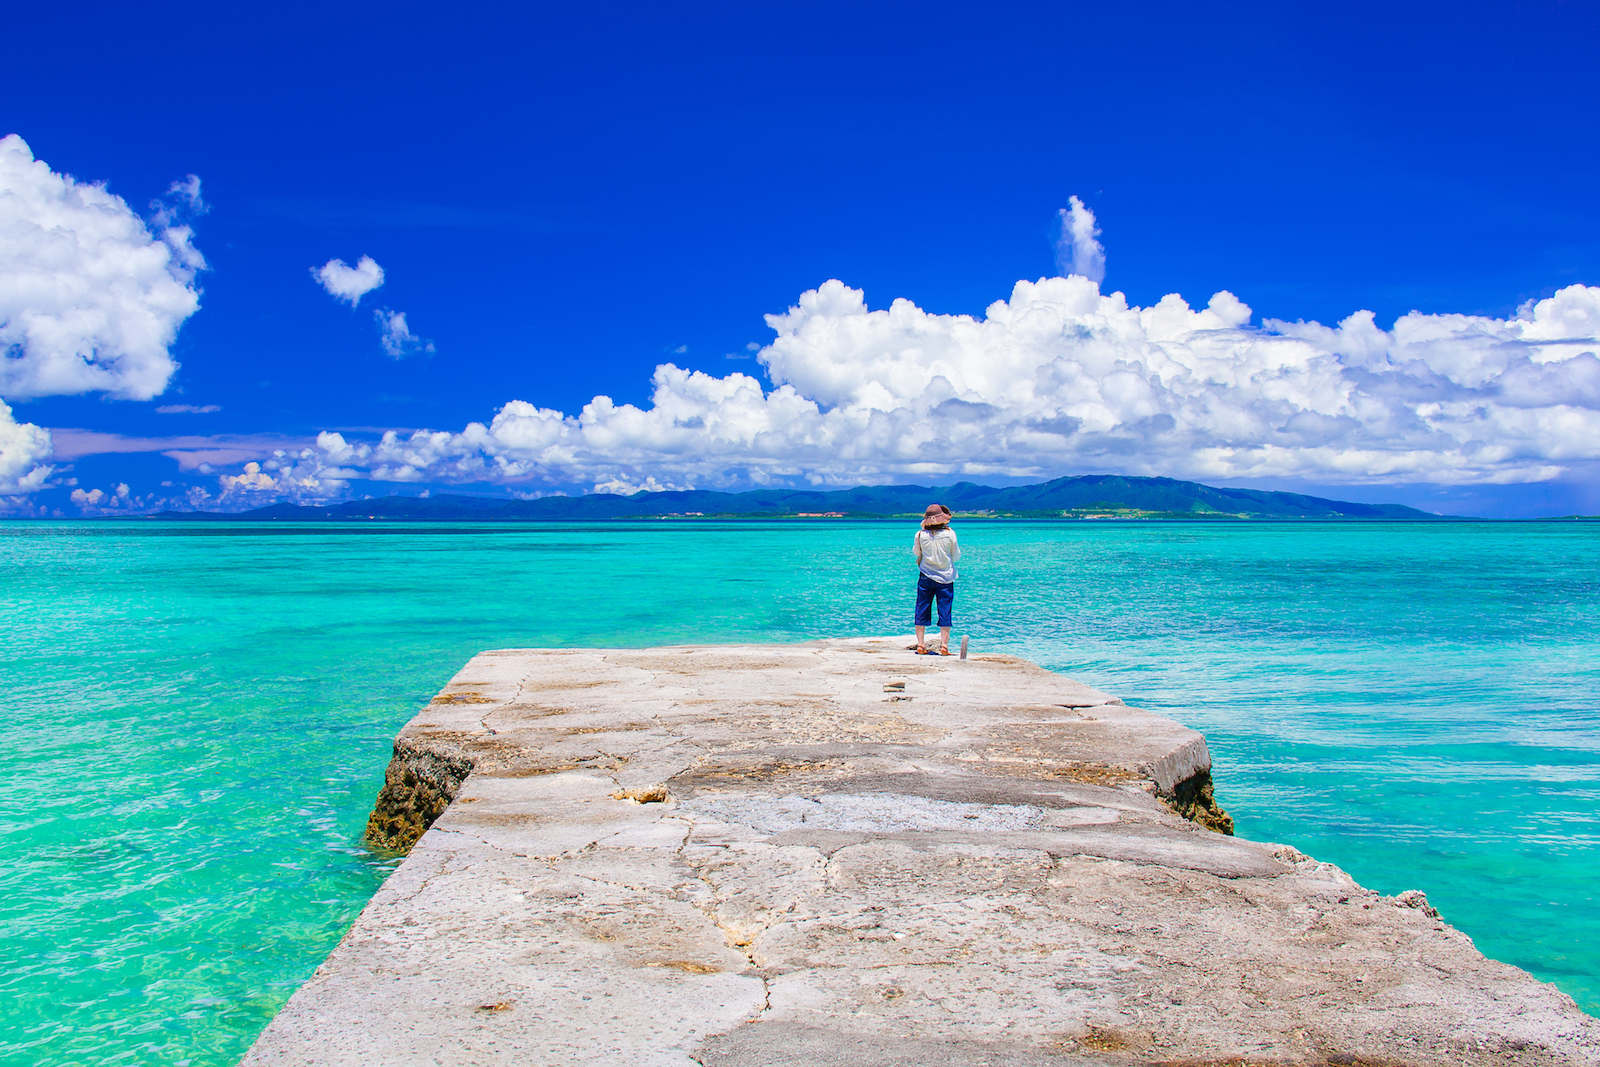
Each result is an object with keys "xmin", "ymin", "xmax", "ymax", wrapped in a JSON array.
[{"xmin": 152, "ymin": 475, "xmax": 1455, "ymax": 521}]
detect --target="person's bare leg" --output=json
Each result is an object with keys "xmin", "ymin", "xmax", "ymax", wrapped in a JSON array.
[
  {"xmin": 915, "ymin": 624, "xmax": 927, "ymax": 652},
  {"xmin": 938, "ymin": 625, "xmax": 951, "ymax": 653}
]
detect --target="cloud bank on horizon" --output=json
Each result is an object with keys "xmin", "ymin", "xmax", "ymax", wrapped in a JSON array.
[
  {"xmin": 244, "ymin": 263, "xmax": 1600, "ymax": 503},
  {"xmin": 3, "ymin": 137, "xmax": 1600, "ymax": 507}
]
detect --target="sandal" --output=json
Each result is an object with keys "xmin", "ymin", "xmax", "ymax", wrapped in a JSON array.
[
  {"xmin": 936, "ymin": 646, "xmax": 951, "ymax": 656},
  {"xmin": 915, "ymin": 645, "xmax": 929, "ymax": 655}
]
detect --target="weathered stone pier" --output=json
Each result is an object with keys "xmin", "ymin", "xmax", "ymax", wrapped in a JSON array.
[{"xmin": 242, "ymin": 638, "xmax": 1598, "ymax": 1066}]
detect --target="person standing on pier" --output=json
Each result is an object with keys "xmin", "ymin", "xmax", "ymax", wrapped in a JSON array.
[{"xmin": 913, "ymin": 504, "xmax": 959, "ymax": 655}]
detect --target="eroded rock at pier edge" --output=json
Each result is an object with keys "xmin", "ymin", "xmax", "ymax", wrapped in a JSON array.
[
  {"xmin": 363, "ymin": 737, "xmax": 472, "ymax": 851},
  {"xmin": 1157, "ymin": 767, "xmax": 1234, "ymax": 834},
  {"xmin": 251, "ymin": 638, "xmax": 1598, "ymax": 1067}
]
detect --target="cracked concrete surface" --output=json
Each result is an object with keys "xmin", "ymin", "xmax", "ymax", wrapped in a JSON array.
[{"xmin": 241, "ymin": 638, "xmax": 1598, "ymax": 1066}]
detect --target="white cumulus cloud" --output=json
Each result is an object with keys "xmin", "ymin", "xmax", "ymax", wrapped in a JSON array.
[
  {"xmin": 312, "ymin": 255, "xmax": 384, "ymax": 305},
  {"xmin": 219, "ymin": 460, "xmax": 279, "ymax": 496},
  {"xmin": 0, "ymin": 398, "xmax": 51, "ymax": 491},
  {"xmin": 375, "ymin": 308, "xmax": 433, "ymax": 358},
  {"xmin": 194, "ymin": 199, "xmax": 1600, "ymax": 504},
  {"xmin": 1056, "ymin": 195, "xmax": 1105, "ymax": 283},
  {"xmin": 252, "ymin": 276, "xmax": 1600, "ymax": 499},
  {"xmin": 0, "ymin": 134, "xmax": 204, "ymax": 401},
  {"xmin": 66, "ymin": 480, "xmax": 164, "ymax": 516},
  {"xmin": 163, "ymin": 175, "xmax": 204, "ymax": 212}
]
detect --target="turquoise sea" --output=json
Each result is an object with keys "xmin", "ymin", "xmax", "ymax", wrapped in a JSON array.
[{"xmin": 1, "ymin": 520, "xmax": 1596, "ymax": 1065}]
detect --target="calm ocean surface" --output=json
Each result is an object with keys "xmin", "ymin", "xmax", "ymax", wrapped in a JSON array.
[{"xmin": 1, "ymin": 520, "xmax": 1596, "ymax": 1065}]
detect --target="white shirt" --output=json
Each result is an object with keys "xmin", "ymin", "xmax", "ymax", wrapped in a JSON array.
[{"xmin": 913, "ymin": 528, "xmax": 960, "ymax": 584}]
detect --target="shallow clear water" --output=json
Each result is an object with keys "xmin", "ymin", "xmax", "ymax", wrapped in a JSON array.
[{"xmin": 1, "ymin": 520, "xmax": 1595, "ymax": 1065}]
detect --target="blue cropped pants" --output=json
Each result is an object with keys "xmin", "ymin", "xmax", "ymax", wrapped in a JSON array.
[{"xmin": 914, "ymin": 573, "xmax": 955, "ymax": 628}]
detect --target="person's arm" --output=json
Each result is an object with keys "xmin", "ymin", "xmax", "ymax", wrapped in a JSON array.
[
  {"xmin": 949, "ymin": 531, "xmax": 960, "ymax": 563},
  {"xmin": 912, "ymin": 531, "xmax": 924, "ymax": 561}
]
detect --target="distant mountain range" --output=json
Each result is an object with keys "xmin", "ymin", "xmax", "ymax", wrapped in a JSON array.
[{"xmin": 152, "ymin": 475, "xmax": 1453, "ymax": 521}]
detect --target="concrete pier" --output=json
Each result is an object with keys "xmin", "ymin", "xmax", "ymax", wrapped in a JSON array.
[{"xmin": 242, "ymin": 638, "xmax": 1598, "ymax": 1066}]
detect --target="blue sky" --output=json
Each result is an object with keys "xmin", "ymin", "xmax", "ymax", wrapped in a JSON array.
[{"xmin": 2, "ymin": 0, "xmax": 1598, "ymax": 517}]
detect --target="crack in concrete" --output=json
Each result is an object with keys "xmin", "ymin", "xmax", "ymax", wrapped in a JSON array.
[
  {"xmin": 668, "ymin": 813, "xmax": 695, "ymax": 853},
  {"xmin": 478, "ymin": 680, "xmax": 526, "ymax": 735},
  {"xmin": 673, "ymin": 811, "xmax": 776, "ymax": 1023},
  {"xmin": 556, "ymin": 866, "xmax": 669, "ymax": 896},
  {"xmin": 391, "ymin": 845, "xmax": 465, "ymax": 904}
]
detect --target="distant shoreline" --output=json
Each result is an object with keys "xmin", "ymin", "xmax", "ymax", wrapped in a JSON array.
[
  {"xmin": 120, "ymin": 512, "xmax": 1596, "ymax": 522},
  {"xmin": 79, "ymin": 473, "xmax": 1488, "ymax": 522},
  {"xmin": 118, "ymin": 513, "xmax": 1590, "ymax": 523},
  {"xmin": 27, "ymin": 473, "xmax": 1599, "ymax": 523}
]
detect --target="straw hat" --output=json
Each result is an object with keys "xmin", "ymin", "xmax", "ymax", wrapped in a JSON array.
[{"xmin": 921, "ymin": 504, "xmax": 952, "ymax": 529}]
